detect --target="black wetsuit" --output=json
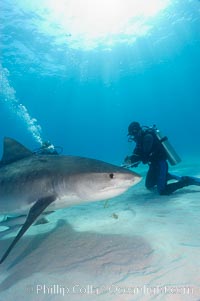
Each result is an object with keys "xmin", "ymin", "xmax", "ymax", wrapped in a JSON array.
[{"xmin": 129, "ymin": 129, "xmax": 190, "ymax": 195}]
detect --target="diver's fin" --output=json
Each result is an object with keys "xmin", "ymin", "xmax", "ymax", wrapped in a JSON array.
[
  {"xmin": 0, "ymin": 195, "xmax": 56, "ymax": 264},
  {"xmin": 183, "ymin": 176, "xmax": 200, "ymax": 186},
  {"xmin": 169, "ymin": 174, "xmax": 200, "ymax": 186}
]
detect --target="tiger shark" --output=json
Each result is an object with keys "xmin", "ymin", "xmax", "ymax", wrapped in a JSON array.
[{"xmin": 0, "ymin": 137, "xmax": 141, "ymax": 264}]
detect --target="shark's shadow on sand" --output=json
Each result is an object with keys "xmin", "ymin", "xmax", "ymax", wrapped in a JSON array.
[{"xmin": 0, "ymin": 220, "xmax": 153, "ymax": 293}]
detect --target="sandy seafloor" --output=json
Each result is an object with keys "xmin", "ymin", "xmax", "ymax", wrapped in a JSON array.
[{"xmin": 0, "ymin": 161, "xmax": 200, "ymax": 301}]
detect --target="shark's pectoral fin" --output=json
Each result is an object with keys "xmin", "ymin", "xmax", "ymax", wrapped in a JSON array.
[{"xmin": 0, "ymin": 195, "xmax": 56, "ymax": 264}]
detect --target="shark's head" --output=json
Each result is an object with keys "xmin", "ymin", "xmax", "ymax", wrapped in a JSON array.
[
  {"xmin": 61, "ymin": 158, "xmax": 142, "ymax": 202},
  {"xmin": 73, "ymin": 171, "xmax": 141, "ymax": 201}
]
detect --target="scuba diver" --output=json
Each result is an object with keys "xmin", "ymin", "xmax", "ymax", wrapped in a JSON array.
[
  {"xmin": 124, "ymin": 121, "xmax": 200, "ymax": 195},
  {"xmin": 39, "ymin": 141, "xmax": 58, "ymax": 155}
]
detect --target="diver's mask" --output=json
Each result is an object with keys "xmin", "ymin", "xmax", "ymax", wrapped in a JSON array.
[{"xmin": 127, "ymin": 128, "xmax": 141, "ymax": 142}]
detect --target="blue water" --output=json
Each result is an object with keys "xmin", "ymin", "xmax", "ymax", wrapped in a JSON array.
[
  {"xmin": 1, "ymin": 1, "xmax": 200, "ymax": 300},
  {"xmin": 1, "ymin": 0, "xmax": 200, "ymax": 164}
]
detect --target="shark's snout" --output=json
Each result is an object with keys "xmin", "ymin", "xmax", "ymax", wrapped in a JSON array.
[{"xmin": 116, "ymin": 169, "xmax": 142, "ymax": 189}]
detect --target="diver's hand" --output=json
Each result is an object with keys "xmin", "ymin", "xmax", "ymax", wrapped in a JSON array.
[
  {"xmin": 124, "ymin": 154, "xmax": 140, "ymax": 164},
  {"xmin": 124, "ymin": 156, "xmax": 132, "ymax": 165},
  {"xmin": 123, "ymin": 155, "xmax": 141, "ymax": 168}
]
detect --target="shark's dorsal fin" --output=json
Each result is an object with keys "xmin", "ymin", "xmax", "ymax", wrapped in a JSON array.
[{"xmin": 1, "ymin": 137, "xmax": 33, "ymax": 165}]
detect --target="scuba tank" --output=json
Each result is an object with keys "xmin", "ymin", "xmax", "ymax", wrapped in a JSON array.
[{"xmin": 152, "ymin": 125, "xmax": 181, "ymax": 166}]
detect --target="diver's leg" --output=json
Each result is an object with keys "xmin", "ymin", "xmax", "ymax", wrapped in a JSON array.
[
  {"xmin": 157, "ymin": 160, "xmax": 168, "ymax": 194},
  {"xmin": 180, "ymin": 176, "xmax": 200, "ymax": 186},
  {"xmin": 167, "ymin": 173, "xmax": 200, "ymax": 184},
  {"xmin": 145, "ymin": 163, "xmax": 157, "ymax": 190},
  {"xmin": 160, "ymin": 175, "xmax": 200, "ymax": 195},
  {"xmin": 159, "ymin": 179, "xmax": 190, "ymax": 195}
]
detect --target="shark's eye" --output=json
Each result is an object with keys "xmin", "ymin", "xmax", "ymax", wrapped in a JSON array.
[{"xmin": 109, "ymin": 173, "xmax": 114, "ymax": 179}]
